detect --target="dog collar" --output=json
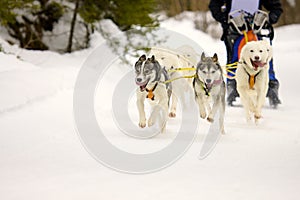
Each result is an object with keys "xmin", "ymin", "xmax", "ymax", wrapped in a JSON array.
[{"xmin": 146, "ymin": 82, "xmax": 158, "ymax": 100}]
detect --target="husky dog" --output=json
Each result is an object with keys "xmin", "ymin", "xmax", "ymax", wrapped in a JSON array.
[
  {"xmin": 236, "ymin": 40, "xmax": 273, "ymax": 123},
  {"xmin": 150, "ymin": 45, "xmax": 198, "ymax": 117},
  {"xmin": 193, "ymin": 53, "xmax": 226, "ymax": 134},
  {"xmin": 134, "ymin": 55, "xmax": 171, "ymax": 131}
]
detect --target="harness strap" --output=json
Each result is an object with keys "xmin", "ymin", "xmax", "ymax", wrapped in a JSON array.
[
  {"xmin": 146, "ymin": 82, "xmax": 158, "ymax": 100},
  {"xmin": 163, "ymin": 74, "xmax": 196, "ymax": 84},
  {"xmin": 249, "ymin": 75, "xmax": 255, "ymax": 89},
  {"xmin": 168, "ymin": 67, "xmax": 195, "ymax": 72},
  {"xmin": 202, "ymin": 83, "xmax": 210, "ymax": 96},
  {"xmin": 243, "ymin": 67, "xmax": 260, "ymax": 90}
]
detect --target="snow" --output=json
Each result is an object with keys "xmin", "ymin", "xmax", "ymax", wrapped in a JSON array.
[{"xmin": 1, "ymin": 15, "xmax": 300, "ymax": 200}]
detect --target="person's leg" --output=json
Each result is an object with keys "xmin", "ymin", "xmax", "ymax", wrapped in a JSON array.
[
  {"xmin": 267, "ymin": 59, "xmax": 281, "ymax": 108},
  {"xmin": 224, "ymin": 33, "xmax": 240, "ymax": 106}
]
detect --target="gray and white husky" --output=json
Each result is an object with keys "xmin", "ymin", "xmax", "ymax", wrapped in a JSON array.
[
  {"xmin": 193, "ymin": 53, "xmax": 226, "ymax": 134},
  {"xmin": 134, "ymin": 54, "xmax": 171, "ymax": 132}
]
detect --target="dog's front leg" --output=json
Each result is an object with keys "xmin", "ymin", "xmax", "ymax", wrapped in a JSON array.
[
  {"xmin": 237, "ymin": 86, "xmax": 252, "ymax": 122},
  {"xmin": 254, "ymin": 77, "xmax": 269, "ymax": 122},
  {"xmin": 169, "ymin": 94, "xmax": 177, "ymax": 118},
  {"xmin": 136, "ymin": 91, "xmax": 146, "ymax": 128},
  {"xmin": 219, "ymin": 92, "xmax": 226, "ymax": 134},
  {"xmin": 254, "ymin": 88, "xmax": 267, "ymax": 122},
  {"xmin": 148, "ymin": 88, "xmax": 168, "ymax": 133},
  {"xmin": 207, "ymin": 95, "xmax": 220, "ymax": 123},
  {"xmin": 195, "ymin": 95, "xmax": 207, "ymax": 119}
]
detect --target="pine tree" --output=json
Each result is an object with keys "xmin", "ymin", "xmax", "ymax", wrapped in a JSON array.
[
  {"xmin": 66, "ymin": 0, "xmax": 159, "ymax": 54},
  {"xmin": 78, "ymin": 0, "xmax": 158, "ymax": 30},
  {"xmin": 0, "ymin": 0, "xmax": 63, "ymax": 50}
]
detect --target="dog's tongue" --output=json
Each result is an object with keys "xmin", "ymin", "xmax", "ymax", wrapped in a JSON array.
[
  {"xmin": 206, "ymin": 83, "xmax": 213, "ymax": 90},
  {"xmin": 252, "ymin": 61, "xmax": 266, "ymax": 68},
  {"xmin": 140, "ymin": 85, "xmax": 146, "ymax": 91},
  {"xmin": 136, "ymin": 80, "xmax": 148, "ymax": 90}
]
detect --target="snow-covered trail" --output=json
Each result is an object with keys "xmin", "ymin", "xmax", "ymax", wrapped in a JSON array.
[
  {"xmin": 1, "ymin": 86, "xmax": 299, "ymax": 200},
  {"xmin": 1, "ymin": 20, "xmax": 300, "ymax": 199}
]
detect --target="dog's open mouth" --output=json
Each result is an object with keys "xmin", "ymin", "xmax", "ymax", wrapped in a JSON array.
[
  {"xmin": 136, "ymin": 79, "xmax": 149, "ymax": 91},
  {"xmin": 206, "ymin": 83, "xmax": 213, "ymax": 90},
  {"xmin": 251, "ymin": 59, "xmax": 267, "ymax": 71}
]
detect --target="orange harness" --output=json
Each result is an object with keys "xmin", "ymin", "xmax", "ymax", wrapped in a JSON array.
[
  {"xmin": 248, "ymin": 72, "xmax": 260, "ymax": 90},
  {"xmin": 249, "ymin": 75, "xmax": 255, "ymax": 90}
]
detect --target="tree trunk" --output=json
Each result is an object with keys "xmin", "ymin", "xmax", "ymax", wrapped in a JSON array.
[{"xmin": 66, "ymin": 0, "xmax": 80, "ymax": 53}]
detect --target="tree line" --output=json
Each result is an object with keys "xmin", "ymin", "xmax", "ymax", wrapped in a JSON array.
[{"xmin": 0, "ymin": 0, "xmax": 298, "ymax": 52}]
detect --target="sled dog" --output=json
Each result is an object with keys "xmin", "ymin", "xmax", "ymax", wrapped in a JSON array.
[
  {"xmin": 235, "ymin": 40, "xmax": 273, "ymax": 123},
  {"xmin": 193, "ymin": 53, "xmax": 226, "ymax": 134},
  {"xmin": 150, "ymin": 45, "xmax": 198, "ymax": 117},
  {"xmin": 134, "ymin": 54, "xmax": 171, "ymax": 132}
]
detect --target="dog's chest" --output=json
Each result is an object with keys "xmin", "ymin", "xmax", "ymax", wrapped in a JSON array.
[
  {"xmin": 194, "ymin": 81, "xmax": 221, "ymax": 98},
  {"xmin": 138, "ymin": 84, "xmax": 167, "ymax": 103}
]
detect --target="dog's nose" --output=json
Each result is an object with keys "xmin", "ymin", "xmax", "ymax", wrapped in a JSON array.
[
  {"xmin": 254, "ymin": 56, "xmax": 260, "ymax": 60},
  {"xmin": 136, "ymin": 78, "xmax": 142, "ymax": 82},
  {"xmin": 206, "ymin": 79, "xmax": 212, "ymax": 84}
]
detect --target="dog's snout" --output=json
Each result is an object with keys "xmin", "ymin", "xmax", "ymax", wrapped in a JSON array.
[
  {"xmin": 254, "ymin": 56, "xmax": 260, "ymax": 60},
  {"xmin": 206, "ymin": 79, "xmax": 212, "ymax": 84},
  {"xmin": 136, "ymin": 78, "xmax": 142, "ymax": 83}
]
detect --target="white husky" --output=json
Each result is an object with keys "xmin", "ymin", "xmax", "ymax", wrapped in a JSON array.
[
  {"xmin": 235, "ymin": 40, "xmax": 273, "ymax": 123},
  {"xmin": 149, "ymin": 45, "xmax": 198, "ymax": 117}
]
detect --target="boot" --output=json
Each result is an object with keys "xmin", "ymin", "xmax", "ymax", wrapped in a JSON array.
[
  {"xmin": 267, "ymin": 79, "xmax": 281, "ymax": 108},
  {"xmin": 227, "ymin": 79, "xmax": 239, "ymax": 106}
]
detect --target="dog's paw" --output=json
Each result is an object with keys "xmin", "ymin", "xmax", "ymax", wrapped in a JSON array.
[
  {"xmin": 254, "ymin": 114, "xmax": 262, "ymax": 119},
  {"xmin": 138, "ymin": 121, "xmax": 146, "ymax": 128},
  {"xmin": 207, "ymin": 117, "xmax": 214, "ymax": 123},
  {"xmin": 169, "ymin": 112, "xmax": 176, "ymax": 118},
  {"xmin": 254, "ymin": 114, "xmax": 262, "ymax": 125},
  {"xmin": 221, "ymin": 128, "xmax": 225, "ymax": 135},
  {"xmin": 200, "ymin": 112, "xmax": 207, "ymax": 119},
  {"xmin": 148, "ymin": 119, "xmax": 154, "ymax": 127}
]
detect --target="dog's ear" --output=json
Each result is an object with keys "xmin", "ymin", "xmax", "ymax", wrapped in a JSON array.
[
  {"xmin": 212, "ymin": 53, "xmax": 218, "ymax": 62},
  {"xmin": 139, "ymin": 54, "xmax": 146, "ymax": 61},
  {"xmin": 263, "ymin": 41, "xmax": 273, "ymax": 62},
  {"xmin": 201, "ymin": 52, "xmax": 206, "ymax": 61},
  {"xmin": 150, "ymin": 55, "xmax": 156, "ymax": 62}
]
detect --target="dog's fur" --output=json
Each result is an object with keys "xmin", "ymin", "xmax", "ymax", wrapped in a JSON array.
[
  {"xmin": 134, "ymin": 55, "xmax": 170, "ymax": 131},
  {"xmin": 149, "ymin": 46, "xmax": 198, "ymax": 117},
  {"xmin": 235, "ymin": 40, "xmax": 273, "ymax": 123},
  {"xmin": 193, "ymin": 53, "xmax": 226, "ymax": 134}
]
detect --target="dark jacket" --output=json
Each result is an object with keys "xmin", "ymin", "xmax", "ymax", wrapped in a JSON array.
[{"xmin": 209, "ymin": 0, "xmax": 283, "ymax": 30}]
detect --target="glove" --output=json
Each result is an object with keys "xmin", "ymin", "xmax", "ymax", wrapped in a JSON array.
[{"xmin": 269, "ymin": 12, "xmax": 279, "ymax": 24}]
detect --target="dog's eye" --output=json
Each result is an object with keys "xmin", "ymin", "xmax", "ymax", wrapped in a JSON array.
[
  {"xmin": 202, "ymin": 71, "xmax": 207, "ymax": 74},
  {"xmin": 211, "ymin": 70, "xmax": 216, "ymax": 74},
  {"xmin": 259, "ymin": 50, "xmax": 263, "ymax": 53},
  {"xmin": 250, "ymin": 50, "xmax": 254, "ymax": 53},
  {"xmin": 144, "ymin": 69, "xmax": 152, "ymax": 74}
]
